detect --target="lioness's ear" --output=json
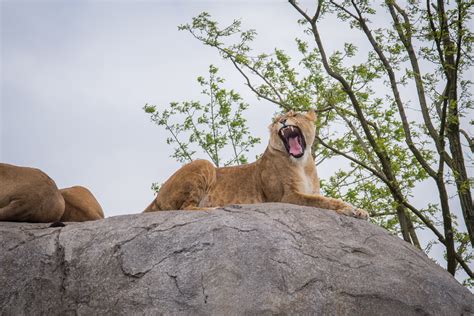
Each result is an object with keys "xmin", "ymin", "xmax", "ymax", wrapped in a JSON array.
[
  {"xmin": 272, "ymin": 113, "xmax": 282, "ymax": 123},
  {"xmin": 305, "ymin": 109, "xmax": 317, "ymax": 121}
]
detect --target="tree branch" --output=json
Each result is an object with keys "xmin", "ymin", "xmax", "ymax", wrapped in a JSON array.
[
  {"xmin": 349, "ymin": 0, "xmax": 439, "ymax": 179},
  {"xmin": 426, "ymin": 0, "xmax": 446, "ymax": 70},
  {"xmin": 317, "ymin": 136, "xmax": 389, "ymax": 184},
  {"xmin": 187, "ymin": 28, "xmax": 288, "ymax": 109},
  {"xmin": 334, "ymin": 107, "xmax": 382, "ymax": 173},
  {"xmin": 228, "ymin": 57, "xmax": 290, "ymax": 110},
  {"xmin": 460, "ymin": 129, "xmax": 474, "ymax": 153},
  {"xmin": 153, "ymin": 113, "xmax": 194, "ymax": 162},
  {"xmin": 352, "ymin": 0, "xmax": 459, "ymax": 274},
  {"xmin": 387, "ymin": 2, "xmax": 444, "ymax": 153}
]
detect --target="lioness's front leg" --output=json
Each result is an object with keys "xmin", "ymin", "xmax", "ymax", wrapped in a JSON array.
[{"xmin": 281, "ymin": 192, "xmax": 369, "ymax": 219}]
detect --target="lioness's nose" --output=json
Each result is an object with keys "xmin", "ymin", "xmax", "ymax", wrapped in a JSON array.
[{"xmin": 280, "ymin": 119, "xmax": 287, "ymax": 125}]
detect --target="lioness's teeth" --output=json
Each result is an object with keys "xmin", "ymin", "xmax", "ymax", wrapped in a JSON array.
[{"xmin": 290, "ymin": 126, "xmax": 294, "ymax": 132}]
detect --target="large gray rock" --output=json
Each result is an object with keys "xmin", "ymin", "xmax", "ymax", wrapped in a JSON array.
[{"xmin": 0, "ymin": 203, "xmax": 472, "ymax": 315}]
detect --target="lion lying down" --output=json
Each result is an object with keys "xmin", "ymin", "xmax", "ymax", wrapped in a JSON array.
[
  {"xmin": 144, "ymin": 110, "xmax": 368, "ymax": 219},
  {"xmin": 0, "ymin": 163, "xmax": 104, "ymax": 223}
]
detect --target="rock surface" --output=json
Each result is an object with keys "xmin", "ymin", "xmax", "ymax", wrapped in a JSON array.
[{"xmin": 0, "ymin": 203, "xmax": 472, "ymax": 315}]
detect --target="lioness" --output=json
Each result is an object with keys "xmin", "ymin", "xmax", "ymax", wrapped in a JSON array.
[
  {"xmin": 60, "ymin": 186, "xmax": 105, "ymax": 222},
  {"xmin": 144, "ymin": 110, "xmax": 368, "ymax": 219},
  {"xmin": 0, "ymin": 163, "xmax": 65, "ymax": 222},
  {"xmin": 0, "ymin": 163, "xmax": 105, "ymax": 223}
]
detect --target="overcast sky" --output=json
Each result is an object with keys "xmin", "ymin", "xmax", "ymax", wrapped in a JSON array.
[
  {"xmin": 2, "ymin": 0, "xmax": 357, "ymax": 216},
  {"xmin": 1, "ymin": 0, "xmax": 289, "ymax": 214},
  {"xmin": 1, "ymin": 0, "xmax": 472, "ymax": 285}
]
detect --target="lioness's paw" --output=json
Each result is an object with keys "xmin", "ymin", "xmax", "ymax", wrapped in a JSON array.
[
  {"xmin": 353, "ymin": 208, "xmax": 369, "ymax": 220},
  {"xmin": 340, "ymin": 205, "xmax": 369, "ymax": 220}
]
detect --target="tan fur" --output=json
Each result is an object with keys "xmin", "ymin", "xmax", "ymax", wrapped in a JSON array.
[
  {"xmin": 60, "ymin": 186, "xmax": 105, "ymax": 222},
  {"xmin": 0, "ymin": 163, "xmax": 105, "ymax": 223},
  {"xmin": 0, "ymin": 163, "xmax": 65, "ymax": 222},
  {"xmin": 144, "ymin": 110, "xmax": 369, "ymax": 219}
]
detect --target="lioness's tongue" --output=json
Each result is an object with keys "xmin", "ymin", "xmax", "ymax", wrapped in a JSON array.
[{"xmin": 288, "ymin": 136, "xmax": 303, "ymax": 156}]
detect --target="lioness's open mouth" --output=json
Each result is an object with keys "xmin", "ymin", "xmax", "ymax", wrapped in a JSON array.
[{"xmin": 279, "ymin": 125, "xmax": 306, "ymax": 158}]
